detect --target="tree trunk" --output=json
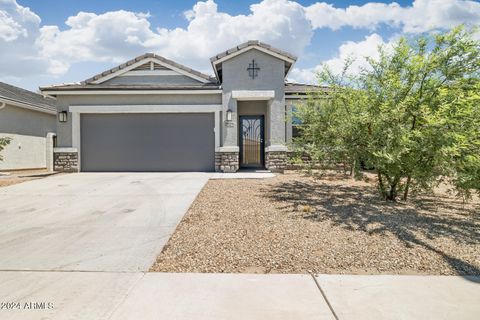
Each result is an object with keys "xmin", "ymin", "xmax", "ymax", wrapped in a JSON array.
[
  {"xmin": 386, "ymin": 175, "xmax": 400, "ymax": 201},
  {"xmin": 350, "ymin": 159, "xmax": 356, "ymax": 178},
  {"xmin": 378, "ymin": 172, "xmax": 387, "ymax": 199},
  {"xmin": 387, "ymin": 183, "xmax": 398, "ymax": 201},
  {"xmin": 403, "ymin": 175, "xmax": 412, "ymax": 201}
]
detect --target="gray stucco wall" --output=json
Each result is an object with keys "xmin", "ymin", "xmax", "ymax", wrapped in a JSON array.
[
  {"xmin": 221, "ymin": 49, "xmax": 286, "ymax": 148},
  {"xmin": 55, "ymin": 93, "xmax": 222, "ymax": 147},
  {"xmin": 0, "ymin": 104, "xmax": 56, "ymax": 137},
  {"xmin": 103, "ymin": 75, "xmax": 202, "ymax": 85}
]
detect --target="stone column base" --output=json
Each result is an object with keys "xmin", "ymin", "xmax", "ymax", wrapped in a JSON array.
[
  {"xmin": 265, "ymin": 151, "xmax": 287, "ymax": 173},
  {"xmin": 54, "ymin": 148, "xmax": 79, "ymax": 172},
  {"xmin": 215, "ymin": 152, "xmax": 239, "ymax": 173}
]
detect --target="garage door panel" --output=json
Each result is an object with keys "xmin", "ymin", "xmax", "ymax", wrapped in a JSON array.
[{"xmin": 81, "ymin": 113, "xmax": 215, "ymax": 172}]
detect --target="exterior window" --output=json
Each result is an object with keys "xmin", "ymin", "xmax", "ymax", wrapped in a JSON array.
[{"xmin": 291, "ymin": 106, "xmax": 302, "ymax": 138}]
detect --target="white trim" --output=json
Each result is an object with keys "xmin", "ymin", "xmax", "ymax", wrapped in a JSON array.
[
  {"xmin": 69, "ymin": 104, "xmax": 222, "ymax": 113},
  {"xmin": 212, "ymin": 46, "xmax": 296, "ymax": 66},
  {"xmin": 217, "ymin": 146, "xmax": 239, "ymax": 152},
  {"xmin": 265, "ymin": 145, "xmax": 288, "ymax": 152},
  {"xmin": 118, "ymin": 70, "xmax": 181, "ymax": 76},
  {"xmin": 46, "ymin": 132, "xmax": 56, "ymax": 172},
  {"xmin": 71, "ymin": 112, "xmax": 81, "ymax": 171},
  {"xmin": 232, "ymin": 90, "xmax": 275, "ymax": 101},
  {"xmin": 92, "ymin": 57, "xmax": 210, "ymax": 84},
  {"xmin": 214, "ymin": 111, "xmax": 220, "ymax": 150},
  {"xmin": 0, "ymin": 97, "xmax": 56, "ymax": 115},
  {"xmin": 54, "ymin": 147, "xmax": 78, "ymax": 153},
  {"xmin": 41, "ymin": 89, "xmax": 222, "ymax": 96}
]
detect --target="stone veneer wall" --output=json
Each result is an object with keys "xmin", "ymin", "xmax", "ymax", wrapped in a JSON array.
[
  {"xmin": 265, "ymin": 151, "xmax": 287, "ymax": 173},
  {"xmin": 215, "ymin": 152, "xmax": 239, "ymax": 173},
  {"xmin": 54, "ymin": 152, "xmax": 79, "ymax": 172}
]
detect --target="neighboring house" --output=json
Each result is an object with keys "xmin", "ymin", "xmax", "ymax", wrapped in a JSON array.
[
  {"xmin": 0, "ymin": 82, "xmax": 57, "ymax": 171},
  {"xmin": 41, "ymin": 41, "xmax": 314, "ymax": 173}
]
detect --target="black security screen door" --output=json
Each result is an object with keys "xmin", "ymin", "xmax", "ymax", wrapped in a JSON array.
[{"xmin": 240, "ymin": 115, "xmax": 265, "ymax": 168}]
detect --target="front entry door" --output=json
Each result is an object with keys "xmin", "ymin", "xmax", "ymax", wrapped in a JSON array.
[{"xmin": 239, "ymin": 115, "xmax": 265, "ymax": 168}]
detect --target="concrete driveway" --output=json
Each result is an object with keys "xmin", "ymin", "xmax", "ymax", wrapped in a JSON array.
[{"xmin": 0, "ymin": 172, "xmax": 211, "ymax": 272}]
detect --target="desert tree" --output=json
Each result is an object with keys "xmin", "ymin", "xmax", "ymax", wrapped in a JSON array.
[{"xmin": 295, "ymin": 26, "xmax": 480, "ymax": 201}]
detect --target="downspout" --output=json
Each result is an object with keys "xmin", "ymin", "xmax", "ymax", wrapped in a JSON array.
[{"xmin": 0, "ymin": 101, "xmax": 6, "ymax": 110}]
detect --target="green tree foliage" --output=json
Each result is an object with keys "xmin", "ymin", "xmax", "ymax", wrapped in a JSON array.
[
  {"xmin": 0, "ymin": 137, "xmax": 11, "ymax": 161},
  {"xmin": 295, "ymin": 26, "xmax": 480, "ymax": 201}
]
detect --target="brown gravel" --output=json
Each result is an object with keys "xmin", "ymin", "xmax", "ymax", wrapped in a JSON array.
[
  {"xmin": 0, "ymin": 169, "xmax": 51, "ymax": 188},
  {"xmin": 151, "ymin": 171, "xmax": 480, "ymax": 275}
]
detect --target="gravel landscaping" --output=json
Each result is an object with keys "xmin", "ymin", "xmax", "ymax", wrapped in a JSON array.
[
  {"xmin": 0, "ymin": 170, "xmax": 50, "ymax": 188},
  {"xmin": 151, "ymin": 171, "xmax": 480, "ymax": 275}
]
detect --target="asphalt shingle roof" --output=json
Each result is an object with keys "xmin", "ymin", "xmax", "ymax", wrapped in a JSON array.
[
  {"xmin": 82, "ymin": 53, "xmax": 217, "ymax": 85},
  {"xmin": 0, "ymin": 82, "xmax": 56, "ymax": 112},
  {"xmin": 285, "ymin": 82, "xmax": 329, "ymax": 95}
]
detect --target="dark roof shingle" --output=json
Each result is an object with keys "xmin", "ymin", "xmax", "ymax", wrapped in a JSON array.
[
  {"xmin": 285, "ymin": 82, "xmax": 329, "ymax": 95},
  {"xmin": 0, "ymin": 82, "xmax": 56, "ymax": 112},
  {"xmin": 82, "ymin": 53, "xmax": 217, "ymax": 85}
]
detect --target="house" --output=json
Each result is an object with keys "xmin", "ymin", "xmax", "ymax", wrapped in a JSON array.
[
  {"xmin": 0, "ymin": 82, "xmax": 57, "ymax": 171},
  {"xmin": 40, "ymin": 41, "xmax": 313, "ymax": 173}
]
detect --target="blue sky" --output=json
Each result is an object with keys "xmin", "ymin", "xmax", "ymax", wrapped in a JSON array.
[{"xmin": 1, "ymin": 0, "xmax": 479, "ymax": 90}]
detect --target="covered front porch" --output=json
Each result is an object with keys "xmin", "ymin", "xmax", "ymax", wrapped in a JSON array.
[{"xmin": 215, "ymin": 90, "xmax": 288, "ymax": 173}]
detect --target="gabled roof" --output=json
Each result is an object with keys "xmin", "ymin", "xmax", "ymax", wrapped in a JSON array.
[
  {"xmin": 285, "ymin": 82, "xmax": 329, "ymax": 96},
  {"xmin": 0, "ymin": 82, "xmax": 56, "ymax": 114},
  {"xmin": 210, "ymin": 40, "xmax": 297, "ymax": 82},
  {"xmin": 82, "ymin": 53, "xmax": 217, "ymax": 85}
]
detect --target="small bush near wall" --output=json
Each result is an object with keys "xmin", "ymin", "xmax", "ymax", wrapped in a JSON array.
[{"xmin": 0, "ymin": 137, "xmax": 11, "ymax": 161}]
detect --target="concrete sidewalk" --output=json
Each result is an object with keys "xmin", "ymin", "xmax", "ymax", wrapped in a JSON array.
[{"xmin": 0, "ymin": 272, "xmax": 478, "ymax": 320}]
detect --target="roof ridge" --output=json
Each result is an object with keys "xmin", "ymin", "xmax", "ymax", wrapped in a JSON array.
[
  {"xmin": 210, "ymin": 40, "xmax": 297, "ymax": 62},
  {"xmin": 82, "ymin": 53, "xmax": 217, "ymax": 85}
]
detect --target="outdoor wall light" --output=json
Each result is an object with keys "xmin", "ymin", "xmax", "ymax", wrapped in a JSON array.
[
  {"xmin": 226, "ymin": 109, "xmax": 233, "ymax": 122},
  {"xmin": 58, "ymin": 111, "xmax": 68, "ymax": 123}
]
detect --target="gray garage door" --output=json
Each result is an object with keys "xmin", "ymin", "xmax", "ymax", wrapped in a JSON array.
[{"xmin": 81, "ymin": 113, "xmax": 215, "ymax": 172}]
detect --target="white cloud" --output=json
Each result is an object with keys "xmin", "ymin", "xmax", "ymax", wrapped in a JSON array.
[
  {"xmin": 35, "ymin": 0, "xmax": 312, "ymax": 76},
  {"xmin": 289, "ymin": 34, "xmax": 392, "ymax": 84},
  {"xmin": 0, "ymin": 0, "xmax": 55, "ymax": 78},
  {"xmin": 306, "ymin": 0, "xmax": 480, "ymax": 33},
  {"xmin": 0, "ymin": 0, "xmax": 479, "ymax": 85}
]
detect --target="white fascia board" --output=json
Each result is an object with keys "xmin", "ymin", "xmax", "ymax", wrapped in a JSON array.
[
  {"xmin": 69, "ymin": 104, "xmax": 223, "ymax": 113},
  {"xmin": 118, "ymin": 70, "xmax": 181, "ymax": 76},
  {"xmin": 42, "ymin": 90, "xmax": 222, "ymax": 95},
  {"xmin": 212, "ymin": 46, "xmax": 296, "ymax": 66},
  {"xmin": 0, "ymin": 97, "xmax": 56, "ymax": 115},
  {"xmin": 91, "ymin": 58, "xmax": 155, "ymax": 84},
  {"xmin": 232, "ymin": 90, "xmax": 275, "ymax": 101},
  {"xmin": 92, "ymin": 57, "xmax": 210, "ymax": 84}
]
